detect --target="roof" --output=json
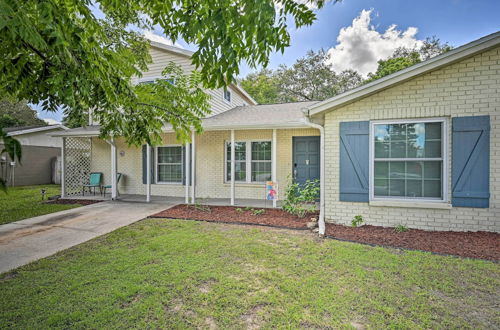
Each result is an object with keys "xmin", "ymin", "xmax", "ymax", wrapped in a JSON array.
[
  {"xmin": 149, "ymin": 41, "xmax": 258, "ymax": 105},
  {"xmin": 51, "ymin": 125, "xmax": 100, "ymax": 137},
  {"xmin": 52, "ymin": 101, "xmax": 318, "ymax": 137},
  {"xmin": 4, "ymin": 125, "xmax": 67, "ymax": 136},
  {"xmin": 202, "ymin": 101, "xmax": 318, "ymax": 129},
  {"xmin": 308, "ymin": 31, "xmax": 500, "ymax": 116}
]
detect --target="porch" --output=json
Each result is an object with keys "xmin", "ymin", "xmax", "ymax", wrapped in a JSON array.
[{"xmin": 64, "ymin": 193, "xmax": 283, "ymax": 208}]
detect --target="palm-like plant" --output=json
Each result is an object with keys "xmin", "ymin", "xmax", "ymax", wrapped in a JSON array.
[{"xmin": 0, "ymin": 129, "xmax": 22, "ymax": 192}]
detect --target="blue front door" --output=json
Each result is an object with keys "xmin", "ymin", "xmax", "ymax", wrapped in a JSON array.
[{"xmin": 293, "ymin": 136, "xmax": 320, "ymax": 185}]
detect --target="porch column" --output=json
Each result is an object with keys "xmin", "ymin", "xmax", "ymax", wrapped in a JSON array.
[
  {"xmin": 191, "ymin": 131, "xmax": 196, "ymax": 204},
  {"xmin": 185, "ymin": 141, "xmax": 190, "ymax": 204},
  {"xmin": 61, "ymin": 137, "xmax": 66, "ymax": 198},
  {"xmin": 230, "ymin": 129, "xmax": 235, "ymax": 206},
  {"xmin": 110, "ymin": 137, "xmax": 117, "ymax": 200},
  {"xmin": 146, "ymin": 144, "xmax": 151, "ymax": 202},
  {"xmin": 272, "ymin": 129, "xmax": 277, "ymax": 208}
]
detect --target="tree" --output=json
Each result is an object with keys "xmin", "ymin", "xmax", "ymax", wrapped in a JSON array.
[
  {"xmin": 0, "ymin": 129, "xmax": 21, "ymax": 192},
  {"xmin": 0, "ymin": 0, "xmax": 332, "ymax": 146},
  {"xmin": 62, "ymin": 109, "xmax": 89, "ymax": 129},
  {"xmin": 366, "ymin": 36, "xmax": 452, "ymax": 83},
  {"xmin": 0, "ymin": 99, "xmax": 46, "ymax": 128},
  {"xmin": 240, "ymin": 69, "xmax": 281, "ymax": 104},
  {"xmin": 241, "ymin": 49, "xmax": 363, "ymax": 103}
]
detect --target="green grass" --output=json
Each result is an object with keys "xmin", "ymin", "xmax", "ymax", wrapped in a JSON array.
[
  {"xmin": 1, "ymin": 219, "xmax": 498, "ymax": 329},
  {"xmin": 0, "ymin": 185, "xmax": 81, "ymax": 225}
]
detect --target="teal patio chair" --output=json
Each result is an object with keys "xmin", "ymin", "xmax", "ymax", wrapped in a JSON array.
[
  {"xmin": 102, "ymin": 173, "xmax": 123, "ymax": 197},
  {"xmin": 82, "ymin": 172, "xmax": 102, "ymax": 196}
]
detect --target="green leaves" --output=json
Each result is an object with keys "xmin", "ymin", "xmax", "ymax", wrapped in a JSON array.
[
  {"xmin": 0, "ymin": 0, "xmax": 329, "ymax": 146},
  {"xmin": 0, "ymin": 128, "xmax": 22, "ymax": 192}
]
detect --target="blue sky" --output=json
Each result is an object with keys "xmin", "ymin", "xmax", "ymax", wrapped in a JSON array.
[{"xmin": 37, "ymin": 0, "xmax": 500, "ymax": 123}]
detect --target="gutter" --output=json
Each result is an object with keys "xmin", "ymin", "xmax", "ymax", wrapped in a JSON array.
[{"xmin": 301, "ymin": 109, "xmax": 325, "ymax": 236}]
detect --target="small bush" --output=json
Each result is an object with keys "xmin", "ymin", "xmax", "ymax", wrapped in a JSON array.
[
  {"xmin": 394, "ymin": 224, "xmax": 409, "ymax": 233},
  {"xmin": 351, "ymin": 215, "xmax": 364, "ymax": 227},
  {"xmin": 252, "ymin": 209, "xmax": 265, "ymax": 216},
  {"xmin": 235, "ymin": 208, "xmax": 244, "ymax": 213},
  {"xmin": 282, "ymin": 176, "xmax": 319, "ymax": 218}
]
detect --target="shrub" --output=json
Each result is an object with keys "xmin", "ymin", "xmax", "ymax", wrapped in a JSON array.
[
  {"xmin": 351, "ymin": 215, "xmax": 364, "ymax": 227},
  {"xmin": 252, "ymin": 209, "xmax": 265, "ymax": 216},
  {"xmin": 394, "ymin": 224, "xmax": 409, "ymax": 233},
  {"xmin": 282, "ymin": 177, "xmax": 319, "ymax": 218}
]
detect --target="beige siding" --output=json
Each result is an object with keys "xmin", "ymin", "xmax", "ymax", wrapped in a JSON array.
[
  {"xmin": 143, "ymin": 47, "xmax": 252, "ymax": 116},
  {"xmin": 90, "ymin": 128, "xmax": 319, "ymax": 200},
  {"xmin": 89, "ymin": 46, "xmax": 254, "ymax": 124},
  {"xmin": 321, "ymin": 46, "xmax": 500, "ymax": 232}
]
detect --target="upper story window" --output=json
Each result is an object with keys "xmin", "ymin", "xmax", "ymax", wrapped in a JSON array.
[
  {"xmin": 370, "ymin": 119, "xmax": 447, "ymax": 202},
  {"xmin": 223, "ymin": 89, "xmax": 232, "ymax": 103},
  {"xmin": 138, "ymin": 78, "xmax": 174, "ymax": 85}
]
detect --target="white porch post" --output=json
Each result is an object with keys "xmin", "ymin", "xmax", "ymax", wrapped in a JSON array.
[
  {"xmin": 230, "ymin": 129, "xmax": 235, "ymax": 206},
  {"xmin": 185, "ymin": 141, "xmax": 190, "ymax": 204},
  {"xmin": 146, "ymin": 144, "xmax": 151, "ymax": 202},
  {"xmin": 110, "ymin": 137, "xmax": 117, "ymax": 200},
  {"xmin": 272, "ymin": 129, "xmax": 277, "ymax": 208},
  {"xmin": 61, "ymin": 137, "xmax": 66, "ymax": 198},
  {"xmin": 191, "ymin": 131, "xmax": 196, "ymax": 204}
]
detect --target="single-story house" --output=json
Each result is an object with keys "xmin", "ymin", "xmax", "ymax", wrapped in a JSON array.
[
  {"xmin": 54, "ymin": 31, "xmax": 500, "ymax": 233},
  {"xmin": 2, "ymin": 125, "xmax": 67, "ymax": 186}
]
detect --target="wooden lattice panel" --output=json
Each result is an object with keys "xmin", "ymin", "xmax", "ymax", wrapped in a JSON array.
[{"xmin": 64, "ymin": 137, "xmax": 92, "ymax": 195}]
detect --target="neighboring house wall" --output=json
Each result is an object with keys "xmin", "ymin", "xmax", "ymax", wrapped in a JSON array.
[
  {"xmin": 322, "ymin": 46, "xmax": 499, "ymax": 232},
  {"xmin": 90, "ymin": 128, "xmax": 319, "ymax": 199},
  {"xmin": 0, "ymin": 144, "xmax": 60, "ymax": 186}
]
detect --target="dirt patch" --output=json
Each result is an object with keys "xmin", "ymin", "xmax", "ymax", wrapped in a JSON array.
[
  {"xmin": 240, "ymin": 304, "xmax": 267, "ymax": 329},
  {"xmin": 45, "ymin": 199, "xmax": 102, "ymax": 206},
  {"xmin": 150, "ymin": 204, "xmax": 317, "ymax": 229},
  {"xmin": 198, "ymin": 278, "xmax": 217, "ymax": 293},
  {"xmin": 325, "ymin": 224, "xmax": 500, "ymax": 261}
]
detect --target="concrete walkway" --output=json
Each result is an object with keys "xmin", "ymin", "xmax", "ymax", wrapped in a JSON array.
[{"xmin": 0, "ymin": 200, "xmax": 174, "ymax": 274}]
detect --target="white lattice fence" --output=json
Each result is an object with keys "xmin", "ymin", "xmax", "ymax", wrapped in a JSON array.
[{"xmin": 64, "ymin": 137, "xmax": 92, "ymax": 195}]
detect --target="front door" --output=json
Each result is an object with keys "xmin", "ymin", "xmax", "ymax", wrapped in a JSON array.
[{"xmin": 293, "ymin": 136, "xmax": 320, "ymax": 185}]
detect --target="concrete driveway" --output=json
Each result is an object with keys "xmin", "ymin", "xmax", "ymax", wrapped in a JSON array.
[{"xmin": 0, "ymin": 200, "xmax": 174, "ymax": 274}]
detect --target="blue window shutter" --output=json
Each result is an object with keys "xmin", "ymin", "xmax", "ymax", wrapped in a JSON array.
[
  {"xmin": 142, "ymin": 145, "xmax": 156, "ymax": 184},
  {"xmin": 339, "ymin": 121, "xmax": 369, "ymax": 202},
  {"xmin": 452, "ymin": 116, "xmax": 490, "ymax": 208}
]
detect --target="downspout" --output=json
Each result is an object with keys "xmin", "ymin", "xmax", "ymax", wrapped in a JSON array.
[{"xmin": 302, "ymin": 109, "xmax": 325, "ymax": 236}]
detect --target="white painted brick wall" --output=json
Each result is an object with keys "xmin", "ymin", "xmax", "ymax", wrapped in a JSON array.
[
  {"xmin": 90, "ymin": 128, "xmax": 319, "ymax": 200},
  {"xmin": 322, "ymin": 46, "xmax": 500, "ymax": 232}
]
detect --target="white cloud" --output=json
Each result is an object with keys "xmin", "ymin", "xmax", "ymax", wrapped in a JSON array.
[
  {"xmin": 143, "ymin": 30, "xmax": 184, "ymax": 49},
  {"xmin": 326, "ymin": 9, "xmax": 423, "ymax": 77},
  {"xmin": 43, "ymin": 118, "xmax": 61, "ymax": 125}
]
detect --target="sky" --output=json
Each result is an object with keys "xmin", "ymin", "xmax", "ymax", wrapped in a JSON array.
[{"xmin": 36, "ymin": 0, "xmax": 500, "ymax": 123}]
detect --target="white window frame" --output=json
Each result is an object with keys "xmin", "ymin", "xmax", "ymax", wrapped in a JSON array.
[
  {"xmin": 224, "ymin": 140, "xmax": 272, "ymax": 184},
  {"xmin": 136, "ymin": 76, "xmax": 175, "ymax": 85},
  {"xmin": 223, "ymin": 89, "xmax": 232, "ymax": 104},
  {"xmin": 156, "ymin": 145, "xmax": 183, "ymax": 184},
  {"xmin": 369, "ymin": 117, "xmax": 448, "ymax": 203}
]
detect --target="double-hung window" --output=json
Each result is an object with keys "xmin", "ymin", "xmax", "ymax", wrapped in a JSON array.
[
  {"xmin": 157, "ymin": 146, "xmax": 183, "ymax": 183},
  {"xmin": 370, "ymin": 119, "xmax": 446, "ymax": 201},
  {"xmin": 225, "ymin": 141, "xmax": 272, "ymax": 183}
]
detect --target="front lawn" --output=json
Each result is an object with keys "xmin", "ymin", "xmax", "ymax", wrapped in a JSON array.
[
  {"xmin": 1, "ymin": 219, "xmax": 498, "ymax": 328},
  {"xmin": 0, "ymin": 185, "xmax": 81, "ymax": 225}
]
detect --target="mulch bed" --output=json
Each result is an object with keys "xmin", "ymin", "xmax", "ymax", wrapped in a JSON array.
[
  {"xmin": 45, "ymin": 199, "xmax": 102, "ymax": 206},
  {"xmin": 151, "ymin": 204, "xmax": 499, "ymax": 261},
  {"xmin": 149, "ymin": 204, "xmax": 318, "ymax": 229},
  {"xmin": 326, "ymin": 224, "xmax": 500, "ymax": 261}
]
